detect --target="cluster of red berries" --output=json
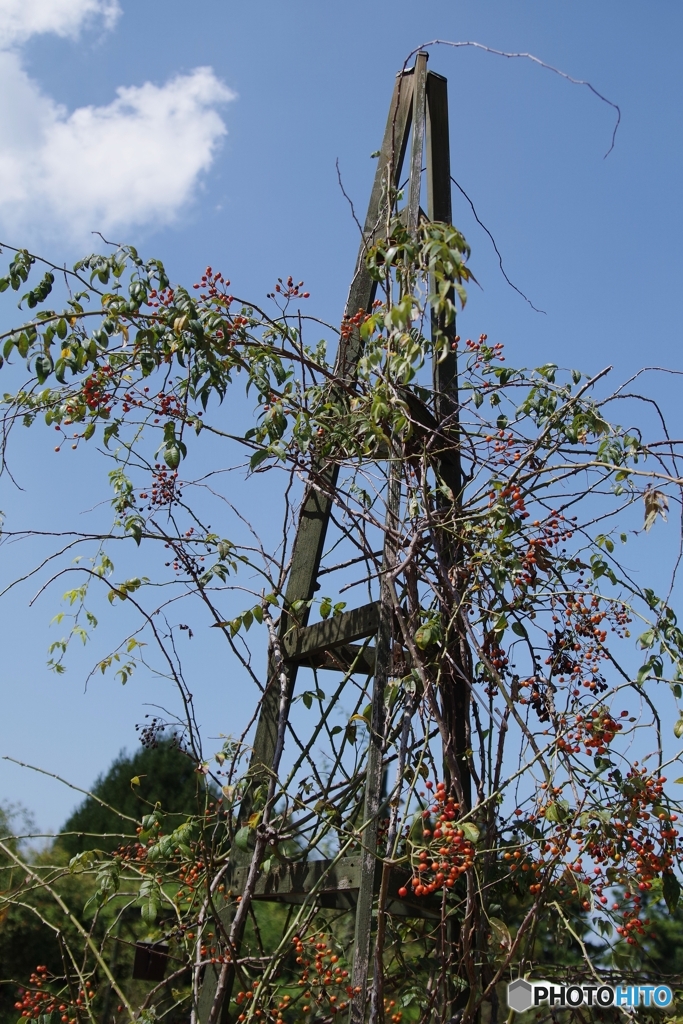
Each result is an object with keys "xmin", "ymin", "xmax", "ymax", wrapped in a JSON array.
[
  {"xmin": 546, "ymin": 593, "xmax": 623, "ymax": 695},
  {"xmin": 196, "ymin": 929, "xmax": 223, "ymax": 963},
  {"xmin": 556, "ymin": 708, "xmax": 626, "ymax": 756},
  {"xmin": 146, "ymin": 286, "xmax": 175, "ymax": 308},
  {"xmin": 590, "ymin": 769, "xmax": 678, "ymax": 880},
  {"xmin": 507, "ymin": 511, "xmax": 572, "ymax": 588},
  {"xmin": 464, "ymin": 334, "xmax": 504, "ymax": 369},
  {"xmin": 149, "ymin": 390, "xmax": 185, "ymax": 424},
  {"xmin": 82, "ymin": 365, "xmax": 114, "ymax": 414},
  {"xmin": 484, "ymin": 452, "xmax": 542, "ymax": 521},
  {"xmin": 233, "ymin": 935, "xmax": 353, "ymax": 1023},
  {"xmin": 214, "ymin": 313, "xmax": 250, "ymax": 343},
  {"xmin": 501, "ymin": 847, "xmax": 545, "ymax": 894},
  {"xmin": 482, "ymin": 634, "xmax": 509, "ymax": 676},
  {"xmin": 485, "ymin": 432, "xmax": 524, "ymax": 471},
  {"xmin": 340, "ymin": 307, "xmax": 371, "ymax": 341},
  {"xmin": 193, "ymin": 267, "xmax": 231, "ymax": 301},
  {"xmin": 121, "ymin": 388, "xmax": 147, "ymax": 414},
  {"xmin": 163, "ymin": 538, "xmax": 209, "ymax": 580},
  {"xmin": 114, "ymin": 839, "xmax": 147, "ymax": 864},
  {"xmin": 139, "ymin": 464, "xmax": 181, "ymax": 509},
  {"xmin": 266, "ymin": 276, "xmax": 310, "ymax": 302},
  {"xmin": 176, "ymin": 857, "xmax": 205, "ymax": 897},
  {"xmin": 518, "ymin": 677, "xmax": 556, "ymax": 722},
  {"xmin": 515, "ymin": 764, "xmax": 680, "ymax": 945},
  {"xmin": 534, "ymin": 513, "xmax": 573, "ymax": 547},
  {"xmin": 288, "ymin": 934, "xmax": 353, "ymax": 1018},
  {"xmin": 121, "ymin": 386, "xmax": 185, "ymax": 423},
  {"xmin": 399, "ymin": 783, "xmax": 475, "ymax": 898},
  {"xmin": 14, "ymin": 965, "xmax": 88, "ymax": 1023},
  {"xmin": 384, "ymin": 999, "xmax": 403, "ymax": 1023}
]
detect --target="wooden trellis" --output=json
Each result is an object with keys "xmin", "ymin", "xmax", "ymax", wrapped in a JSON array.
[{"xmin": 197, "ymin": 52, "xmax": 465, "ymax": 1024}]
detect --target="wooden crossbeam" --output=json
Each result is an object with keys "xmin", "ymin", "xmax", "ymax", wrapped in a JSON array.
[
  {"xmin": 225, "ymin": 856, "xmax": 440, "ymax": 921},
  {"xmin": 283, "ymin": 602, "xmax": 380, "ymax": 660},
  {"xmin": 288, "ymin": 644, "xmax": 376, "ymax": 675}
]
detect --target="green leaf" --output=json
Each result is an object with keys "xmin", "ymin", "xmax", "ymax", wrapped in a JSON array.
[
  {"xmin": 234, "ymin": 827, "xmax": 251, "ymax": 851},
  {"xmin": 545, "ymin": 801, "xmax": 564, "ymax": 823},
  {"xmin": 518, "ymin": 821, "xmax": 543, "ymax": 841},
  {"xmin": 140, "ymin": 899, "xmax": 158, "ymax": 923},
  {"xmin": 414, "ymin": 624, "xmax": 432, "ymax": 649},
  {"xmin": 663, "ymin": 872, "xmax": 680, "ymax": 914},
  {"xmin": 103, "ymin": 421, "xmax": 120, "ymax": 448},
  {"xmin": 638, "ymin": 629, "xmax": 656, "ymax": 650},
  {"xmin": 164, "ymin": 444, "xmax": 181, "ymax": 470},
  {"xmin": 34, "ymin": 353, "xmax": 53, "ymax": 383},
  {"xmin": 125, "ymin": 516, "xmax": 143, "ymax": 546},
  {"xmin": 69, "ymin": 850, "xmax": 98, "ymax": 873},
  {"xmin": 302, "ymin": 691, "xmax": 313, "ymax": 709},
  {"xmin": 511, "ymin": 621, "xmax": 526, "ymax": 637},
  {"xmin": 249, "ymin": 448, "xmax": 269, "ymax": 470},
  {"xmin": 461, "ymin": 821, "xmax": 479, "ymax": 843},
  {"xmin": 674, "ymin": 720, "xmax": 683, "ymax": 739},
  {"xmin": 488, "ymin": 916, "xmax": 511, "ymax": 953},
  {"xmin": 320, "ymin": 596, "xmax": 332, "ymax": 619},
  {"xmin": 637, "ymin": 662, "xmax": 652, "ymax": 684}
]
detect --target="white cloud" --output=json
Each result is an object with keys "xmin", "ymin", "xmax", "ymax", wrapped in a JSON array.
[
  {"xmin": 0, "ymin": 0, "xmax": 234, "ymax": 244},
  {"xmin": 0, "ymin": 0, "xmax": 120, "ymax": 49}
]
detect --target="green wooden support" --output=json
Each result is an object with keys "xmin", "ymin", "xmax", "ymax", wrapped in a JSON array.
[
  {"xmin": 197, "ymin": 54, "xmax": 469, "ymax": 1024},
  {"xmin": 426, "ymin": 69, "xmax": 472, "ymax": 810},
  {"xmin": 196, "ymin": 60, "xmax": 422, "ymax": 1024},
  {"xmin": 348, "ymin": 51, "xmax": 429, "ymax": 1024}
]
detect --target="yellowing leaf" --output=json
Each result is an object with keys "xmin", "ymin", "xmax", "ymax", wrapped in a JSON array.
[
  {"xmin": 644, "ymin": 488, "xmax": 669, "ymax": 532},
  {"xmin": 461, "ymin": 821, "xmax": 480, "ymax": 843}
]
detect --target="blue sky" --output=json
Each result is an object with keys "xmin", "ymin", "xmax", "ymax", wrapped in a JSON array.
[{"xmin": 1, "ymin": 0, "xmax": 682, "ymax": 831}]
